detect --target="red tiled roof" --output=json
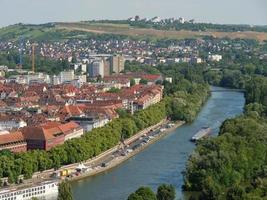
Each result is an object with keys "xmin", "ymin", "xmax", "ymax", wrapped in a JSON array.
[
  {"xmin": 58, "ymin": 121, "xmax": 80, "ymax": 134},
  {"xmin": 0, "ymin": 131, "xmax": 25, "ymax": 145},
  {"xmin": 22, "ymin": 121, "xmax": 81, "ymax": 141},
  {"xmin": 60, "ymin": 105, "xmax": 84, "ymax": 116},
  {"xmin": 141, "ymin": 74, "xmax": 161, "ymax": 81}
]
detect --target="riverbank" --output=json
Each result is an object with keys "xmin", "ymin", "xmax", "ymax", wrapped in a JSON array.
[
  {"xmin": 0, "ymin": 119, "xmax": 184, "ymax": 192},
  {"xmin": 71, "ymin": 88, "xmax": 245, "ymax": 200},
  {"xmin": 67, "ymin": 120, "xmax": 185, "ymax": 182}
]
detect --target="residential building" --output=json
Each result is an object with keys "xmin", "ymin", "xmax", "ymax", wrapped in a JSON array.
[
  {"xmin": 22, "ymin": 121, "xmax": 84, "ymax": 150},
  {"xmin": 89, "ymin": 60, "xmax": 104, "ymax": 77},
  {"xmin": 68, "ymin": 114, "xmax": 109, "ymax": 132},
  {"xmin": 60, "ymin": 70, "xmax": 75, "ymax": 83},
  {"xmin": 0, "ymin": 117, "xmax": 27, "ymax": 131},
  {"xmin": 191, "ymin": 57, "xmax": 203, "ymax": 64},
  {"xmin": 110, "ymin": 55, "xmax": 125, "ymax": 74},
  {"xmin": 0, "ymin": 131, "xmax": 27, "ymax": 153},
  {"xmin": 208, "ymin": 54, "xmax": 223, "ymax": 62},
  {"xmin": 103, "ymin": 58, "xmax": 111, "ymax": 77}
]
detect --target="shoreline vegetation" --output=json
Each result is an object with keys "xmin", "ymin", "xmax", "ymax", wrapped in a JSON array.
[
  {"xmin": 124, "ymin": 61, "xmax": 266, "ymax": 199},
  {"xmin": 182, "ymin": 79, "xmax": 267, "ymax": 198}
]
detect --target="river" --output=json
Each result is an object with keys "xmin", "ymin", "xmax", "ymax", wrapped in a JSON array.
[{"xmin": 71, "ymin": 87, "xmax": 245, "ymax": 200}]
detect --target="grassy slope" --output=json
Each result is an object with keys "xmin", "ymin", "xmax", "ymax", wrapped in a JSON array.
[
  {"xmin": 1, "ymin": 22, "xmax": 267, "ymax": 41},
  {"xmin": 56, "ymin": 22, "xmax": 267, "ymax": 41}
]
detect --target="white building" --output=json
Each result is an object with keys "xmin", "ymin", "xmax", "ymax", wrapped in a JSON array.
[
  {"xmin": 71, "ymin": 75, "xmax": 87, "ymax": 88},
  {"xmin": 151, "ymin": 16, "xmax": 161, "ymax": 23},
  {"xmin": 178, "ymin": 17, "xmax": 185, "ymax": 24},
  {"xmin": 26, "ymin": 73, "xmax": 51, "ymax": 84},
  {"xmin": 80, "ymin": 64, "xmax": 87, "ymax": 73},
  {"xmin": 90, "ymin": 60, "xmax": 104, "ymax": 77},
  {"xmin": 60, "ymin": 70, "xmax": 75, "ymax": 83},
  {"xmin": 191, "ymin": 57, "xmax": 203, "ymax": 64},
  {"xmin": 52, "ymin": 75, "xmax": 61, "ymax": 85},
  {"xmin": 8, "ymin": 73, "xmax": 50, "ymax": 84},
  {"xmin": 208, "ymin": 54, "xmax": 223, "ymax": 62},
  {"xmin": 0, "ymin": 119, "xmax": 27, "ymax": 131},
  {"xmin": 165, "ymin": 77, "xmax": 173, "ymax": 83}
]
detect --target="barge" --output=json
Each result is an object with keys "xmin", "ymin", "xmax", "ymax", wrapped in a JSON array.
[{"xmin": 191, "ymin": 127, "xmax": 212, "ymax": 142}]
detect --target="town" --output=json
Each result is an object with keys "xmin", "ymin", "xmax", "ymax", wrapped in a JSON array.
[
  {"xmin": 0, "ymin": 12, "xmax": 266, "ymax": 200},
  {"xmin": 0, "ymin": 60, "xmax": 166, "ymax": 153}
]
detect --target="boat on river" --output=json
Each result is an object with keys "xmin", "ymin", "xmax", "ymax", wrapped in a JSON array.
[
  {"xmin": 191, "ymin": 127, "xmax": 212, "ymax": 142},
  {"xmin": 0, "ymin": 180, "xmax": 58, "ymax": 200}
]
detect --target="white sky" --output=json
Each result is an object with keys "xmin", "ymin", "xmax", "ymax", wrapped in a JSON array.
[{"xmin": 0, "ymin": 0, "xmax": 267, "ymax": 27}]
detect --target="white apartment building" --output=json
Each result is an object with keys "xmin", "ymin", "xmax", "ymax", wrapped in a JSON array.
[
  {"xmin": 208, "ymin": 54, "xmax": 223, "ymax": 62},
  {"xmin": 0, "ymin": 119, "xmax": 27, "ymax": 131},
  {"xmin": 60, "ymin": 70, "xmax": 75, "ymax": 83}
]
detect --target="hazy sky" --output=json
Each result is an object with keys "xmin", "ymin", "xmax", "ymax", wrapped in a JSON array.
[{"xmin": 0, "ymin": 0, "xmax": 267, "ymax": 27}]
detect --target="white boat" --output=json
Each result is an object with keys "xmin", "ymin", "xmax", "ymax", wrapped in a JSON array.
[
  {"xmin": 191, "ymin": 127, "xmax": 212, "ymax": 142},
  {"xmin": 160, "ymin": 128, "xmax": 166, "ymax": 132},
  {"xmin": 126, "ymin": 148, "xmax": 133, "ymax": 153},
  {"xmin": 0, "ymin": 180, "xmax": 58, "ymax": 200}
]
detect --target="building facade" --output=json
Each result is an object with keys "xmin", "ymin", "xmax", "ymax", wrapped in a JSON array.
[{"xmin": 110, "ymin": 55, "xmax": 125, "ymax": 74}]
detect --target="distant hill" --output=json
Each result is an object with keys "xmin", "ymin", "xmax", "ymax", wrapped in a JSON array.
[
  {"xmin": 56, "ymin": 22, "xmax": 267, "ymax": 41},
  {"xmin": 1, "ymin": 21, "xmax": 267, "ymax": 42}
]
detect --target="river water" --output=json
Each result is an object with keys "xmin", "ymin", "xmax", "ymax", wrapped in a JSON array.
[{"xmin": 71, "ymin": 87, "xmax": 245, "ymax": 200}]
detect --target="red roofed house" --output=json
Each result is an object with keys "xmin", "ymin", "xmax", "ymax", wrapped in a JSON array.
[
  {"xmin": 59, "ymin": 121, "xmax": 84, "ymax": 141},
  {"xmin": 134, "ymin": 85, "xmax": 163, "ymax": 110},
  {"xmin": 141, "ymin": 74, "xmax": 162, "ymax": 85},
  {"xmin": 0, "ymin": 131, "xmax": 27, "ymax": 153},
  {"xmin": 59, "ymin": 105, "xmax": 85, "ymax": 119},
  {"xmin": 22, "ymin": 121, "xmax": 84, "ymax": 151}
]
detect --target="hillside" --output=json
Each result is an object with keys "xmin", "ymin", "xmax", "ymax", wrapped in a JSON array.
[
  {"xmin": 1, "ymin": 21, "xmax": 267, "ymax": 42},
  {"xmin": 56, "ymin": 22, "xmax": 267, "ymax": 41}
]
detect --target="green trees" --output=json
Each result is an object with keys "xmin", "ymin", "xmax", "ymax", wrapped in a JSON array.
[
  {"xmin": 139, "ymin": 79, "xmax": 148, "ymax": 85},
  {"xmin": 183, "ymin": 82, "xmax": 267, "ymax": 199},
  {"xmin": 128, "ymin": 187, "xmax": 157, "ymax": 200},
  {"xmin": 130, "ymin": 79, "xmax": 136, "ymax": 86},
  {"xmin": 165, "ymin": 82, "xmax": 210, "ymax": 122},
  {"xmin": 156, "ymin": 184, "xmax": 176, "ymax": 200},
  {"xmin": 0, "ymin": 51, "xmax": 70, "ymax": 75},
  {"xmin": 57, "ymin": 181, "xmax": 73, "ymax": 200},
  {"xmin": 245, "ymin": 76, "xmax": 267, "ymax": 107},
  {"xmin": 226, "ymin": 186, "xmax": 245, "ymax": 200},
  {"xmin": 108, "ymin": 87, "xmax": 120, "ymax": 93},
  {"xmin": 128, "ymin": 184, "xmax": 176, "ymax": 200}
]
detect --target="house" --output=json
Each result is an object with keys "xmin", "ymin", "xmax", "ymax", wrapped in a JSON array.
[
  {"xmin": 0, "ymin": 116, "xmax": 27, "ymax": 131},
  {"xmin": 22, "ymin": 121, "xmax": 84, "ymax": 151},
  {"xmin": 59, "ymin": 104, "xmax": 85, "ymax": 119},
  {"xmin": 67, "ymin": 113, "xmax": 109, "ymax": 132},
  {"xmin": 22, "ymin": 124, "xmax": 65, "ymax": 150},
  {"xmin": 0, "ymin": 131, "xmax": 27, "ymax": 153},
  {"xmin": 58, "ymin": 121, "xmax": 84, "ymax": 141},
  {"xmin": 134, "ymin": 85, "xmax": 163, "ymax": 110}
]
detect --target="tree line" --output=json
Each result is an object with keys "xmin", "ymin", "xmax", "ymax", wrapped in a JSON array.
[
  {"xmin": 0, "ymin": 51, "xmax": 70, "ymax": 75},
  {"xmin": 128, "ymin": 184, "xmax": 176, "ymax": 200}
]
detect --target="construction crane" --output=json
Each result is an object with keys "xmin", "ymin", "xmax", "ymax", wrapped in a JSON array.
[
  {"xmin": 31, "ymin": 43, "xmax": 37, "ymax": 73},
  {"xmin": 18, "ymin": 36, "xmax": 24, "ymax": 69}
]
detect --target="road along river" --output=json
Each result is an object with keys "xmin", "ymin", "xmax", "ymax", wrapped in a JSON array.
[{"xmin": 71, "ymin": 87, "xmax": 245, "ymax": 200}]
